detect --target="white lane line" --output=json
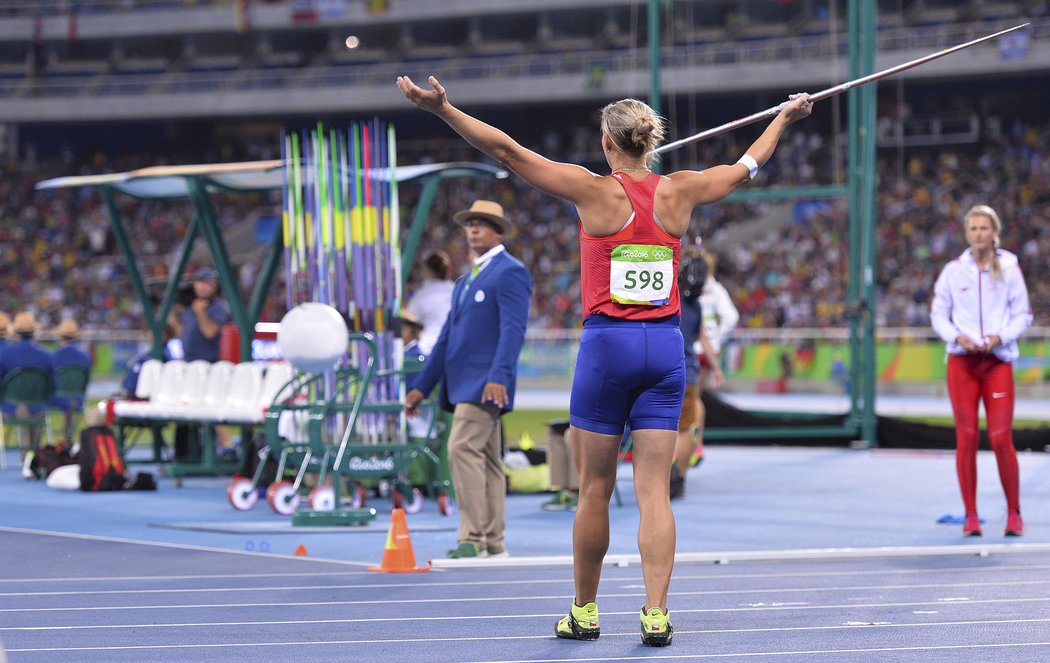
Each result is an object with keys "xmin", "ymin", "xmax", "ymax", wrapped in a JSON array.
[
  {"xmin": 4, "ymin": 615, "xmax": 1050, "ymax": 635},
  {"xmin": 8, "ymin": 629, "xmax": 1050, "ymax": 655},
  {"xmin": 469, "ymin": 641, "xmax": 1050, "ymax": 662},
  {"xmin": 0, "ymin": 571, "xmax": 376, "ymax": 584},
  {"xmin": 0, "ymin": 526, "xmax": 370, "ymax": 567},
  {"xmin": 432, "ymin": 544, "xmax": 1050, "ymax": 569},
  {"xmin": 1, "ymin": 561, "xmax": 1048, "ymax": 587},
  {"xmin": 4, "ymin": 577, "xmax": 1048, "ymax": 599},
  {"xmin": 3, "ymin": 595, "xmax": 1049, "ymax": 616}
]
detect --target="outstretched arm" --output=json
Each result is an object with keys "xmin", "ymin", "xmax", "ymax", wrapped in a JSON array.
[
  {"xmin": 396, "ymin": 75, "xmax": 598, "ymax": 204},
  {"xmin": 670, "ymin": 93, "xmax": 814, "ymax": 206}
]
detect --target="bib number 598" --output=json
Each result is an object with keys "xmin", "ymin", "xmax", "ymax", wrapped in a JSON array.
[{"xmin": 624, "ymin": 270, "xmax": 664, "ymax": 291}]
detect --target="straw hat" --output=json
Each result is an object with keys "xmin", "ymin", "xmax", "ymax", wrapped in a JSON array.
[
  {"xmin": 398, "ymin": 309, "xmax": 424, "ymax": 333},
  {"xmin": 452, "ymin": 200, "xmax": 513, "ymax": 235},
  {"xmin": 0, "ymin": 311, "xmax": 9, "ymax": 338},
  {"xmin": 55, "ymin": 318, "xmax": 81, "ymax": 340},
  {"xmin": 12, "ymin": 311, "xmax": 37, "ymax": 335}
]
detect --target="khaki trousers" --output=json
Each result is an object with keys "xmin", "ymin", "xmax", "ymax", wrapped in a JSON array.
[
  {"xmin": 547, "ymin": 426, "xmax": 578, "ymax": 491},
  {"xmin": 448, "ymin": 402, "xmax": 505, "ymax": 552}
]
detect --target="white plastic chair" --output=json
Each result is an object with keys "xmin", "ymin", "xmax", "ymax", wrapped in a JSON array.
[
  {"xmin": 225, "ymin": 361, "xmax": 294, "ymax": 424},
  {"xmin": 259, "ymin": 362, "xmax": 295, "ymax": 407},
  {"xmin": 171, "ymin": 360, "xmax": 234, "ymax": 421},
  {"xmin": 114, "ymin": 360, "xmax": 186, "ymax": 420},
  {"xmin": 134, "ymin": 359, "xmax": 164, "ymax": 400},
  {"xmin": 105, "ymin": 357, "xmax": 163, "ymax": 425},
  {"xmin": 202, "ymin": 362, "xmax": 263, "ymax": 423},
  {"xmin": 151, "ymin": 360, "xmax": 211, "ymax": 418}
]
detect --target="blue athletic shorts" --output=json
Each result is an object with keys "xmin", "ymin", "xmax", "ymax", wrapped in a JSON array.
[{"xmin": 569, "ymin": 315, "xmax": 685, "ymax": 435}]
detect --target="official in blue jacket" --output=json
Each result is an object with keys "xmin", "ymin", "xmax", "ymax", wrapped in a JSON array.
[
  {"xmin": 405, "ymin": 200, "xmax": 532, "ymax": 560},
  {"xmin": 0, "ymin": 312, "xmax": 56, "ymax": 459},
  {"xmin": 50, "ymin": 319, "xmax": 92, "ymax": 440}
]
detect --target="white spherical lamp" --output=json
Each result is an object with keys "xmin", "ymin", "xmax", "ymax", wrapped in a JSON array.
[{"xmin": 277, "ymin": 303, "xmax": 349, "ymax": 373}]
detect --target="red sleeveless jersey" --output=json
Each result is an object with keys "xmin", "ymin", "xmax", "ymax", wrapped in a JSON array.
[{"xmin": 579, "ymin": 173, "xmax": 681, "ymax": 320}]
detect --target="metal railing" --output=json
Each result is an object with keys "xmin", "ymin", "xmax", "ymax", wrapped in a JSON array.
[{"xmin": 9, "ymin": 17, "xmax": 1044, "ymax": 101}]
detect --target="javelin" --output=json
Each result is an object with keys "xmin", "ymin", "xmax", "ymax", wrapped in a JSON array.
[{"xmin": 654, "ymin": 22, "xmax": 1030, "ymax": 155}]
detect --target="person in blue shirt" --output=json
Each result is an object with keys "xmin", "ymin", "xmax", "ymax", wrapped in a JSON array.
[
  {"xmin": 671, "ymin": 252, "xmax": 725, "ymax": 498},
  {"xmin": 399, "ymin": 309, "xmax": 426, "ymax": 367},
  {"xmin": 179, "ymin": 267, "xmax": 231, "ymax": 363},
  {"xmin": 175, "ymin": 267, "xmax": 230, "ymax": 460},
  {"xmin": 398, "ymin": 310, "xmax": 431, "ymax": 441},
  {"xmin": 0, "ymin": 312, "xmax": 57, "ymax": 471},
  {"xmin": 0, "ymin": 311, "xmax": 10, "ymax": 358},
  {"xmin": 122, "ymin": 321, "xmax": 175, "ymax": 397},
  {"xmin": 50, "ymin": 319, "xmax": 92, "ymax": 441}
]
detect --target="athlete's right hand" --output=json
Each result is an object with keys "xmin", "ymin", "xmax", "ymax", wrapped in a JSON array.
[
  {"xmin": 396, "ymin": 75, "xmax": 448, "ymax": 114},
  {"xmin": 404, "ymin": 388, "xmax": 424, "ymax": 416},
  {"xmin": 956, "ymin": 335, "xmax": 982, "ymax": 353}
]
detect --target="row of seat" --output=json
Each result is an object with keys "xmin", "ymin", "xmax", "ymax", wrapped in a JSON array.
[{"xmin": 113, "ymin": 359, "xmax": 295, "ymax": 425}]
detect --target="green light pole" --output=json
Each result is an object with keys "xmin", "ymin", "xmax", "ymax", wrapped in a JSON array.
[{"xmin": 648, "ymin": 0, "xmax": 663, "ymax": 173}]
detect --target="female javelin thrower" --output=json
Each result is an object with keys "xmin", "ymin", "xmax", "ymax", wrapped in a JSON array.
[
  {"xmin": 931, "ymin": 205, "xmax": 1033, "ymax": 537},
  {"xmin": 397, "ymin": 74, "xmax": 812, "ymax": 646}
]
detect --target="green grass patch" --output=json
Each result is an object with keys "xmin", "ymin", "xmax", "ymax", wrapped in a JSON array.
[
  {"xmin": 503, "ymin": 408, "xmax": 569, "ymax": 448},
  {"xmin": 901, "ymin": 415, "xmax": 1048, "ymax": 430},
  {"xmin": 501, "ymin": 411, "xmax": 1048, "ymax": 448}
]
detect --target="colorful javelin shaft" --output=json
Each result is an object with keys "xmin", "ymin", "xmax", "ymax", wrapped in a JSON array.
[{"xmin": 280, "ymin": 129, "xmax": 293, "ymax": 311}]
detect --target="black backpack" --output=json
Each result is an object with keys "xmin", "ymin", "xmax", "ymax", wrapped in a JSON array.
[
  {"xmin": 78, "ymin": 426, "xmax": 127, "ymax": 492},
  {"xmin": 30, "ymin": 443, "xmax": 78, "ymax": 480}
]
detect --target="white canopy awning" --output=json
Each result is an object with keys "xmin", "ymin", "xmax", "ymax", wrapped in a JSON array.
[{"xmin": 36, "ymin": 160, "xmax": 508, "ymax": 199}]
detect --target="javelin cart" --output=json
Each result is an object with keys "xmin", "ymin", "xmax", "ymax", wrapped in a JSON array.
[
  {"xmin": 226, "ymin": 321, "xmax": 453, "ymax": 525},
  {"xmin": 226, "ymin": 120, "xmax": 456, "ymax": 524}
]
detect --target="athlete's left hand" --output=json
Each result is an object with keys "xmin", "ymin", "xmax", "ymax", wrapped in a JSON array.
[
  {"xmin": 482, "ymin": 382, "xmax": 509, "ymax": 408},
  {"xmin": 781, "ymin": 93, "xmax": 814, "ymax": 124}
]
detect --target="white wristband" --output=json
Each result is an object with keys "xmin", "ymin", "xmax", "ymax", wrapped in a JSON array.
[{"xmin": 737, "ymin": 154, "xmax": 759, "ymax": 180}]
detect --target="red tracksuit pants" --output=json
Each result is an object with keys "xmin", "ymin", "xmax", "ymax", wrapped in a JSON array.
[{"xmin": 946, "ymin": 353, "xmax": 1020, "ymax": 516}]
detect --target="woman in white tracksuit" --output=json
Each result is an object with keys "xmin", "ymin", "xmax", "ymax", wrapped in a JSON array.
[
  {"xmin": 697, "ymin": 251, "xmax": 739, "ymax": 371},
  {"xmin": 930, "ymin": 205, "xmax": 1032, "ymax": 538},
  {"xmin": 692, "ymin": 251, "xmax": 739, "ymax": 464}
]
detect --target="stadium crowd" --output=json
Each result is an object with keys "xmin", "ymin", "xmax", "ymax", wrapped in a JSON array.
[
  {"xmin": 403, "ymin": 114, "xmax": 1049, "ymax": 330},
  {"xmin": 3, "ymin": 113, "xmax": 1047, "ymax": 335}
]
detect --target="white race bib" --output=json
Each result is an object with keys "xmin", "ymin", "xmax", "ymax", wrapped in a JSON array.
[{"xmin": 609, "ymin": 244, "xmax": 674, "ymax": 306}]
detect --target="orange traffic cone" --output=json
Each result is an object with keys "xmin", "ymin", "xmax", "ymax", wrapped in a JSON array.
[
  {"xmin": 294, "ymin": 544, "xmax": 308, "ymax": 557},
  {"xmin": 369, "ymin": 508, "xmax": 430, "ymax": 573}
]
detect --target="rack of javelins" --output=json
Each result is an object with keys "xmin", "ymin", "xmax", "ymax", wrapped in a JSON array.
[{"xmin": 225, "ymin": 121, "xmax": 453, "ymax": 526}]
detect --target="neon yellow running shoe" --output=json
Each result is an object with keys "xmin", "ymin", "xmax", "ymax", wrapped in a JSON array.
[
  {"xmin": 640, "ymin": 606, "xmax": 673, "ymax": 647},
  {"xmin": 555, "ymin": 601, "xmax": 600, "ymax": 641}
]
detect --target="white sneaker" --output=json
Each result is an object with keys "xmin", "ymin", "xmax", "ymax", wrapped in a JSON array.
[
  {"xmin": 22, "ymin": 452, "xmax": 35, "ymax": 480},
  {"xmin": 486, "ymin": 548, "xmax": 510, "ymax": 559}
]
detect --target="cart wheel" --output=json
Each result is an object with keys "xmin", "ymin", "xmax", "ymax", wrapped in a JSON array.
[
  {"xmin": 308, "ymin": 485, "xmax": 336, "ymax": 511},
  {"xmin": 437, "ymin": 492, "xmax": 456, "ymax": 517},
  {"xmin": 227, "ymin": 478, "xmax": 258, "ymax": 511},
  {"xmin": 400, "ymin": 487, "xmax": 425, "ymax": 515},
  {"xmin": 266, "ymin": 481, "xmax": 300, "ymax": 516},
  {"xmin": 350, "ymin": 484, "xmax": 368, "ymax": 509}
]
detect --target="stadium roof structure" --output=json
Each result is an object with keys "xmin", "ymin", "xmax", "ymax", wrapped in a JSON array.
[{"xmin": 36, "ymin": 160, "xmax": 508, "ymax": 364}]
